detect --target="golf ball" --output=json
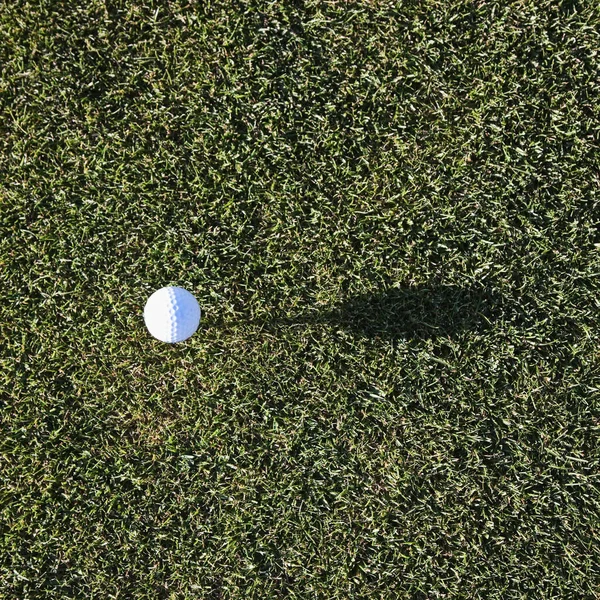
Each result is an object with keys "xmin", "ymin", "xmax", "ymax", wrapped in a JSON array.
[{"xmin": 144, "ymin": 286, "xmax": 201, "ymax": 343}]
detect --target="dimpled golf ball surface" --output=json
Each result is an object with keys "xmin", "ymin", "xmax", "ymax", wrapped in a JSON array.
[{"xmin": 144, "ymin": 287, "xmax": 201, "ymax": 343}]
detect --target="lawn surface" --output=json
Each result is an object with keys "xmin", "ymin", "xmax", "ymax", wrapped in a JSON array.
[{"xmin": 1, "ymin": 1, "xmax": 600, "ymax": 598}]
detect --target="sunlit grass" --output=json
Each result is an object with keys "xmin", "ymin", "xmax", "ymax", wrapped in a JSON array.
[{"xmin": 1, "ymin": 1, "xmax": 599, "ymax": 598}]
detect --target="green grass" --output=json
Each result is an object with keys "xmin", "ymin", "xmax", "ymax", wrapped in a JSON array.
[{"xmin": 1, "ymin": 0, "xmax": 600, "ymax": 598}]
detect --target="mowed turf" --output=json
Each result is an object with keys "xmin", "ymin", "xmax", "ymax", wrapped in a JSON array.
[{"xmin": 1, "ymin": 1, "xmax": 600, "ymax": 598}]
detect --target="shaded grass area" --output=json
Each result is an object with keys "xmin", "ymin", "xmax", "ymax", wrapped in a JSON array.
[{"xmin": 1, "ymin": 0, "xmax": 600, "ymax": 598}]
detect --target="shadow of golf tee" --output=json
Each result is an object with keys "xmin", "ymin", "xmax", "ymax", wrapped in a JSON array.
[{"xmin": 207, "ymin": 284, "xmax": 503, "ymax": 341}]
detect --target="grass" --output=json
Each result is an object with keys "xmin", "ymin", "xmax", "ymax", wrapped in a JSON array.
[{"xmin": 1, "ymin": 0, "xmax": 600, "ymax": 598}]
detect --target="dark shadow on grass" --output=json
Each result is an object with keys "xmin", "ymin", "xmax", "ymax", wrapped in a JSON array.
[
  {"xmin": 208, "ymin": 284, "xmax": 502, "ymax": 341},
  {"xmin": 317, "ymin": 284, "xmax": 502, "ymax": 340}
]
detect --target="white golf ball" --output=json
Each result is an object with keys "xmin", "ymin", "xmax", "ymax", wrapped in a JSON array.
[{"xmin": 144, "ymin": 286, "xmax": 201, "ymax": 343}]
